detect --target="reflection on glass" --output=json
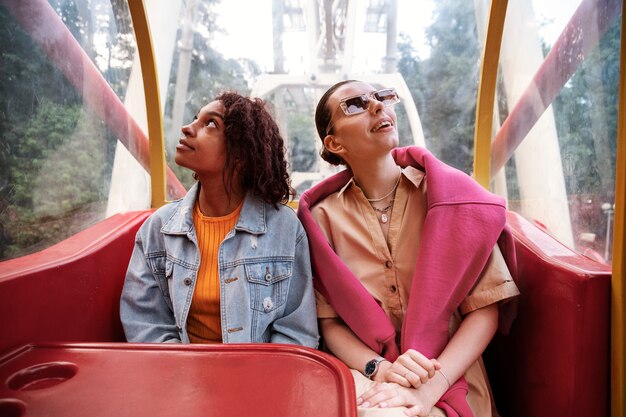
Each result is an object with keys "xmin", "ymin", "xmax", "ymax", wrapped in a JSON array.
[
  {"xmin": 0, "ymin": 0, "xmax": 135, "ymax": 261},
  {"xmin": 495, "ymin": 0, "xmax": 620, "ymax": 263}
]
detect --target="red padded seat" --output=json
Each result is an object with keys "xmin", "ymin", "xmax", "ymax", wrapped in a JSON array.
[{"xmin": 484, "ymin": 212, "xmax": 611, "ymax": 417}]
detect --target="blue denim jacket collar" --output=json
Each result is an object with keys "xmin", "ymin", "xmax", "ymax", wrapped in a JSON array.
[{"xmin": 161, "ymin": 182, "xmax": 267, "ymax": 236}]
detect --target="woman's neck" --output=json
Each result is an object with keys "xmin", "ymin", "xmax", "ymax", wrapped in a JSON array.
[
  {"xmin": 196, "ymin": 177, "xmax": 245, "ymax": 217},
  {"xmin": 351, "ymin": 155, "xmax": 400, "ymax": 201}
]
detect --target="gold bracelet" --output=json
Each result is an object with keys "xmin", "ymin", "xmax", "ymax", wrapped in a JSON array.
[{"xmin": 437, "ymin": 369, "xmax": 451, "ymax": 389}]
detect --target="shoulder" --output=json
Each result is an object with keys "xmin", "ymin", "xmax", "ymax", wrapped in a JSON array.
[
  {"xmin": 265, "ymin": 201, "xmax": 301, "ymax": 225},
  {"xmin": 263, "ymin": 201, "xmax": 308, "ymax": 238},
  {"xmin": 138, "ymin": 199, "xmax": 183, "ymax": 234},
  {"xmin": 151, "ymin": 199, "xmax": 182, "ymax": 221},
  {"xmin": 310, "ymin": 184, "xmax": 351, "ymax": 219},
  {"xmin": 310, "ymin": 197, "xmax": 333, "ymax": 223}
]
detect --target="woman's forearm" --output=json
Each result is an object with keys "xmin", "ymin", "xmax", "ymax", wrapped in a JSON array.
[
  {"xmin": 363, "ymin": 304, "xmax": 500, "ymax": 411},
  {"xmin": 320, "ymin": 317, "xmax": 386, "ymax": 374},
  {"xmin": 433, "ymin": 303, "xmax": 499, "ymax": 396}
]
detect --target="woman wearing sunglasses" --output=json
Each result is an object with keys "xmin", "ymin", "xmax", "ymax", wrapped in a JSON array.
[{"xmin": 298, "ymin": 80, "xmax": 519, "ymax": 417}]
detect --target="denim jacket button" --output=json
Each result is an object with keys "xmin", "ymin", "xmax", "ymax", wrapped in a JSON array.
[
  {"xmin": 183, "ymin": 277, "xmax": 192, "ymax": 286},
  {"xmin": 264, "ymin": 273, "xmax": 272, "ymax": 282}
]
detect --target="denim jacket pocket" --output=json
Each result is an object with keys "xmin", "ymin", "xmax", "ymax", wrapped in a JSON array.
[
  {"xmin": 245, "ymin": 261, "xmax": 292, "ymax": 312},
  {"xmin": 146, "ymin": 253, "xmax": 173, "ymax": 309}
]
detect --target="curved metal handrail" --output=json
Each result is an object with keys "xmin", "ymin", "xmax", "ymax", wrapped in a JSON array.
[
  {"xmin": 128, "ymin": 0, "xmax": 168, "ymax": 208},
  {"xmin": 473, "ymin": 0, "xmax": 508, "ymax": 188}
]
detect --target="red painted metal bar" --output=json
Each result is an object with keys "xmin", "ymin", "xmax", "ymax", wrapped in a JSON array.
[
  {"xmin": 1, "ymin": 0, "xmax": 187, "ymax": 200},
  {"xmin": 490, "ymin": 0, "xmax": 622, "ymax": 177}
]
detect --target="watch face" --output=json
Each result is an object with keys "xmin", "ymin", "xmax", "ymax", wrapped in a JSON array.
[{"xmin": 364, "ymin": 360, "xmax": 377, "ymax": 377}]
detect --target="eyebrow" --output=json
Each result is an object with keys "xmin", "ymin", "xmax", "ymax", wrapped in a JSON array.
[{"xmin": 194, "ymin": 111, "xmax": 225, "ymax": 120}]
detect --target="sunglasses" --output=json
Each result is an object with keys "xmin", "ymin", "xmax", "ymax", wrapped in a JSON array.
[{"xmin": 326, "ymin": 88, "xmax": 400, "ymax": 134}]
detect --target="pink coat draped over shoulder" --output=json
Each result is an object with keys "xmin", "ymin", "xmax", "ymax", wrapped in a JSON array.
[{"xmin": 297, "ymin": 146, "xmax": 518, "ymax": 417}]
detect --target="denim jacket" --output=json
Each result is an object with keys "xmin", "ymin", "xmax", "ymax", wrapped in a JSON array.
[{"xmin": 120, "ymin": 183, "xmax": 319, "ymax": 348}]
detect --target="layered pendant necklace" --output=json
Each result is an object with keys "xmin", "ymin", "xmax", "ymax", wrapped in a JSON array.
[
  {"xmin": 366, "ymin": 167, "xmax": 402, "ymax": 224},
  {"xmin": 371, "ymin": 200, "xmax": 394, "ymax": 223}
]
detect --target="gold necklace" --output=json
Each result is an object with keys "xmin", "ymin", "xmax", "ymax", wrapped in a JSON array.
[
  {"xmin": 371, "ymin": 200, "xmax": 394, "ymax": 223},
  {"xmin": 366, "ymin": 167, "xmax": 402, "ymax": 203}
]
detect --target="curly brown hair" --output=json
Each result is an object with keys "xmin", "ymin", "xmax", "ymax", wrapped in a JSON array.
[{"xmin": 216, "ymin": 91, "xmax": 295, "ymax": 207}]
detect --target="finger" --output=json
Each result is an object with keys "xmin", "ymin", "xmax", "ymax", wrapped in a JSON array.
[
  {"xmin": 386, "ymin": 366, "xmax": 412, "ymax": 387},
  {"xmin": 406, "ymin": 349, "xmax": 435, "ymax": 368},
  {"xmin": 405, "ymin": 350, "xmax": 437, "ymax": 376},
  {"xmin": 395, "ymin": 363, "xmax": 429, "ymax": 388},
  {"xmin": 404, "ymin": 404, "xmax": 427, "ymax": 417},
  {"xmin": 396, "ymin": 352, "xmax": 434, "ymax": 380},
  {"xmin": 358, "ymin": 383, "xmax": 392, "ymax": 404},
  {"xmin": 361, "ymin": 390, "xmax": 396, "ymax": 408},
  {"xmin": 401, "ymin": 353, "xmax": 438, "ymax": 381},
  {"xmin": 414, "ymin": 368, "xmax": 430, "ymax": 385},
  {"xmin": 387, "ymin": 372, "xmax": 412, "ymax": 387},
  {"xmin": 378, "ymin": 391, "xmax": 411, "ymax": 409},
  {"xmin": 403, "ymin": 370, "xmax": 425, "ymax": 388}
]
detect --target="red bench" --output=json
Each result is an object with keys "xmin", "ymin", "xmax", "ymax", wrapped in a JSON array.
[
  {"xmin": 0, "ymin": 210, "xmax": 356, "ymax": 417},
  {"xmin": 0, "ymin": 210, "xmax": 611, "ymax": 416},
  {"xmin": 0, "ymin": 211, "xmax": 151, "ymax": 354}
]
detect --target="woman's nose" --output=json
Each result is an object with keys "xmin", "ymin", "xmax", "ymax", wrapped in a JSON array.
[
  {"xmin": 369, "ymin": 98, "xmax": 384, "ymax": 114},
  {"xmin": 181, "ymin": 123, "xmax": 193, "ymax": 137}
]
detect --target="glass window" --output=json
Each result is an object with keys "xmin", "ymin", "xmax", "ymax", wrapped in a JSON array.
[
  {"xmin": 0, "ymin": 0, "xmax": 136, "ymax": 261},
  {"xmin": 4, "ymin": 0, "xmax": 616, "ymax": 266},
  {"xmin": 160, "ymin": 0, "xmax": 483, "ymax": 197},
  {"xmin": 493, "ymin": 0, "xmax": 620, "ymax": 263}
]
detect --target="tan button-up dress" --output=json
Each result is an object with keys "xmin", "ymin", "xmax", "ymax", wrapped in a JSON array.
[{"xmin": 312, "ymin": 166, "xmax": 520, "ymax": 417}]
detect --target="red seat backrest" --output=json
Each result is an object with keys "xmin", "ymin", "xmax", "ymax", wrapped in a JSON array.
[
  {"xmin": 484, "ymin": 211, "xmax": 611, "ymax": 417},
  {"xmin": 0, "ymin": 209, "xmax": 612, "ymax": 416},
  {"xmin": 0, "ymin": 210, "xmax": 152, "ymax": 355}
]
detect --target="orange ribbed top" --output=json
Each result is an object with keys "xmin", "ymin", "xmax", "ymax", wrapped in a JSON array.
[{"xmin": 187, "ymin": 199, "xmax": 243, "ymax": 343}]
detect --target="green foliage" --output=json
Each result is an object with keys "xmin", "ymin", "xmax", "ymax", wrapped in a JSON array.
[
  {"xmin": 397, "ymin": 0, "xmax": 479, "ymax": 173},
  {"xmin": 396, "ymin": 34, "xmax": 425, "ymax": 147},
  {"xmin": 553, "ymin": 18, "xmax": 620, "ymax": 200},
  {"xmin": 288, "ymin": 111, "xmax": 317, "ymax": 173},
  {"xmin": 395, "ymin": 0, "xmax": 619, "ymax": 256},
  {"xmin": 0, "ymin": 4, "xmax": 119, "ymax": 261},
  {"xmin": 163, "ymin": 1, "xmax": 260, "ymax": 188},
  {"xmin": 1, "ymin": 100, "xmax": 113, "ymax": 259},
  {"xmin": 2, "ymin": 0, "xmax": 620, "ymax": 262},
  {"xmin": 421, "ymin": 0, "xmax": 479, "ymax": 173}
]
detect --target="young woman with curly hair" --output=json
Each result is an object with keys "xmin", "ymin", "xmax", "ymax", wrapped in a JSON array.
[{"xmin": 121, "ymin": 91, "xmax": 319, "ymax": 348}]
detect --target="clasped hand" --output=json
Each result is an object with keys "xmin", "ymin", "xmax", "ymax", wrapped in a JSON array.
[
  {"xmin": 378, "ymin": 348, "xmax": 441, "ymax": 388},
  {"xmin": 357, "ymin": 349, "xmax": 442, "ymax": 416}
]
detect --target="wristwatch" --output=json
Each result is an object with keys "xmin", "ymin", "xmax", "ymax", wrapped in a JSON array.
[{"xmin": 364, "ymin": 357, "xmax": 387, "ymax": 379}]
